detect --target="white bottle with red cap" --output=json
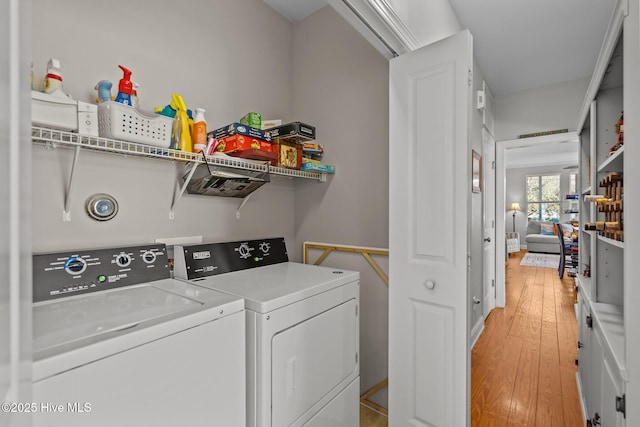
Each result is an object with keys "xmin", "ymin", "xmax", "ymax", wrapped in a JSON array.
[{"xmin": 43, "ymin": 58, "xmax": 64, "ymax": 95}]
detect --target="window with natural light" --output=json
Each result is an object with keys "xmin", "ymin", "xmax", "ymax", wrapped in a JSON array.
[{"xmin": 527, "ymin": 174, "xmax": 560, "ymax": 221}]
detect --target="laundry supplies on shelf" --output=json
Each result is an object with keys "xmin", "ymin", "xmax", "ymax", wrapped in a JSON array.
[{"xmin": 114, "ymin": 65, "xmax": 134, "ymax": 106}]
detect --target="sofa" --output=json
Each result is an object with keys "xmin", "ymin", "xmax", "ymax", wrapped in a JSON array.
[{"xmin": 525, "ymin": 220, "xmax": 561, "ymax": 254}]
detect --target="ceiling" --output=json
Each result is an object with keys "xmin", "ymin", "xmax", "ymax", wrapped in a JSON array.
[
  {"xmin": 506, "ymin": 138, "xmax": 579, "ymax": 169},
  {"xmin": 262, "ymin": 0, "xmax": 328, "ymax": 22},
  {"xmin": 448, "ymin": 0, "xmax": 617, "ymax": 97},
  {"xmin": 263, "ymin": 0, "xmax": 616, "ymax": 97},
  {"xmin": 262, "ymin": 0, "xmax": 616, "ymax": 167}
]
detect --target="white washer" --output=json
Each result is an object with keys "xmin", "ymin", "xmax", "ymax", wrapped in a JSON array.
[
  {"xmin": 32, "ymin": 244, "xmax": 246, "ymax": 427},
  {"xmin": 174, "ymin": 238, "xmax": 360, "ymax": 427}
]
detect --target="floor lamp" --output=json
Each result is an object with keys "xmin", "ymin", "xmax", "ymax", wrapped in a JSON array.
[{"xmin": 509, "ymin": 203, "xmax": 521, "ymax": 232}]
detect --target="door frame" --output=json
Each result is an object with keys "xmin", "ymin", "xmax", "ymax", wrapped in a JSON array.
[
  {"xmin": 482, "ymin": 128, "xmax": 496, "ymax": 316},
  {"xmin": 495, "ymin": 132, "xmax": 579, "ymax": 306},
  {"xmin": 2, "ymin": 0, "xmax": 32, "ymax": 425}
]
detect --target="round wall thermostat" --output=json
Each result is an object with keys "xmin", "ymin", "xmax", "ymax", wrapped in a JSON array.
[{"xmin": 85, "ymin": 193, "xmax": 118, "ymax": 221}]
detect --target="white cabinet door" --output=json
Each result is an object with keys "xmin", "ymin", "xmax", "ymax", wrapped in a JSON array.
[
  {"xmin": 587, "ymin": 318, "xmax": 605, "ymax": 424},
  {"xmin": 389, "ymin": 30, "xmax": 472, "ymax": 426},
  {"xmin": 601, "ymin": 358, "xmax": 624, "ymax": 427},
  {"xmin": 577, "ymin": 292, "xmax": 591, "ymax": 414}
]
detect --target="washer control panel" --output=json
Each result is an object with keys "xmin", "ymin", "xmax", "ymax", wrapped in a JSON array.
[
  {"xmin": 33, "ymin": 244, "xmax": 169, "ymax": 302},
  {"xmin": 177, "ymin": 237, "xmax": 288, "ymax": 280}
]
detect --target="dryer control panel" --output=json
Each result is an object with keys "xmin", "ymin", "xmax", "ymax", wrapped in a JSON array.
[
  {"xmin": 33, "ymin": 244, "xmax": 169, "ymax": 302},
  {"xmin": 175, "ymin": 237, "xmax": 288, "ymax": 280}
]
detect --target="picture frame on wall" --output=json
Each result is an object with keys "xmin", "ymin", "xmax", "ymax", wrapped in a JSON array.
[{"xmin": 472, "ymin": 149, "xmax": 482, "ymax": 193}]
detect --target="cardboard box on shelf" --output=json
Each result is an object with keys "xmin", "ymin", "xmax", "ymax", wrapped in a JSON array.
[
  {"xmin": 268, "ymin": 121, "xmax": 315, "ymax": 143},
  {"xmin": 261, "ymin": 119, "xmax": 282, "ymax": 130},
  {"xmin": 216, "ymin": 134, "xmax": 274, "ymax": 162},
  {"xmin": 301, "ymin": 161, "xmax": 335, "ymax": 174},
  {"xmin": 273, "ymin": 139, "xmax": 302, "ymax": 169},
  {"xmin": 209, "ymin": 122, "xmax": 272, "ymax": 142},
  {"xmin": 239, "ymin": 112, "xmax": 261, "ymax": 128},
  {"xmin": 228, "ymin": 148, "xmax": 277, "ymax": 163}
]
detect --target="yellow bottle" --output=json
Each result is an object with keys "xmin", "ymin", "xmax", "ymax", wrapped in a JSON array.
[{"xmin": 171, "ymin": 94, "xmax": 192, "ymax": 152}]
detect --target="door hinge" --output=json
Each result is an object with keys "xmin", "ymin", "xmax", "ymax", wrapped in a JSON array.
[
  {"xmin": 586, "ymin": 314, "xmax": 593, "ymax": 329},
  {"xmin": 491, "ymin": 279, "xmax": 495, "ymax": 288},
  {"xmin": 468, "ymin": 68, "xmax": 473, "ymax": 87},
  {"xmin": 356, "ymin": 353, "xmax": 358, "ymax": 364},
  {"xmin": 491, "ymin": 220, "xmax": 495, "ymax": 229},
  {"xmin": 467, "ymin": 254, "xmax": 471, "ymax": 270},
  {"xmin": 491, "ymin": 160, "xmax": 495, "ymax": 170},
  {"xmin": 616, "ymin": 394, "xmax": 626, "ymax": 418}
]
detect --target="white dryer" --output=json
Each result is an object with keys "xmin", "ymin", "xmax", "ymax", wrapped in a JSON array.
[
  {"xmin": 174, "ymin": 238, "xmax": 360, "ymax": 427},
  {"xmin": 32, "ymin": 243, "xmax": 246, "ymax": 427}
]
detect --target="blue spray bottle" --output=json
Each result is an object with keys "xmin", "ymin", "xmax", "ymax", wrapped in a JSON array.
[{"xmin": 114, "ymin": 65, "xmax": 133, "ymax": 106}]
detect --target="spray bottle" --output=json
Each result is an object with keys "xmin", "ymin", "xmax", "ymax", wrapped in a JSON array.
[
  {"xmin": 43, "ymin": 58, "xmax": 64, "ymax": 95},
  {"xmin": 132, "ymin": 81, "xmax": 140, "ymax": 108},
  {"xmin": 170, "ymin": 94, "xmax": 192, "ymax": 152},
  {"xmin": 114, "ymin": 65, "xmax": 133, "ymax": 106},
  {"xmin": 193, "ymin": 108, "xmax": 207, "ymax": 153}
]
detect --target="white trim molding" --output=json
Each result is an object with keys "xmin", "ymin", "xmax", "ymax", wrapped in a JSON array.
[{"xmin": 327, "ymin": 0, "xmax": 420, "ymax": 58}]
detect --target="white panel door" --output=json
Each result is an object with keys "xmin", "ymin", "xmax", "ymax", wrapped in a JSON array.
[
  {"xmin": 389, "ymin": 30, "xmax": 472, "ymax": 426},
  {"xmin": 482, "ymin": 128, "xmax": 496, "ymax": 315}
]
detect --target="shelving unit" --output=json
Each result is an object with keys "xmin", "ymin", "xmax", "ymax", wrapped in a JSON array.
[
  {"xmin": 575, "ymin": 1, "xmax": 633, "ymax": 425},
  {"xmin": 31, "ymin": 126, "xmax": 326, "ymax": 181},
  {"xmin": 31, "ymin": 126, "xmax": 327, "ymax": 220}
]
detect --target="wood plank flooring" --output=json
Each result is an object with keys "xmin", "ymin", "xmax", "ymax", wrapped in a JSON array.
[
  {"xmin": 472, "ymin": 250, "xmax": 583, "ymax": 427},
  {"xmin": 360, "ymin": 404, "xmax": 388, "ymax": 426},
  {"xmin": 360, "ymin": 250, "xmax": 582, "ymax": 426}
]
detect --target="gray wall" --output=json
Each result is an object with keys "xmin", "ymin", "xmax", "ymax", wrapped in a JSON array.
[
  {"xmin": 494, "ymin": 77, "xmax": 590, "ymax": 141},
  {"xmin": 291, "ymin": 7, "xmax": 390, "ymax": 399},
  {"xmin": 291, "ymin": 7, "xmax": 389, "ymax": 253},
  {"xmin": 31, "ymin": 0, "xmax": 296, "ymax": 253},
  {"xmin": 506, "ymin": 164, "xmax": 576, "ymax": 245}
]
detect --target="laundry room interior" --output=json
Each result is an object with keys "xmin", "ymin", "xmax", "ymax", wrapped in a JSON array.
[
  {"xmin": 29, "ymin": 0, "xmax": 390, "ymax": 425},
  {"xmin": 4, "ymin": 0, "xmax": 639, "ymax": 426}
]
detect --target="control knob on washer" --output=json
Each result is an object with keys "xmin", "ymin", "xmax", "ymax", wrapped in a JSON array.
[
  {"xmin": 237, "ymin": 243, "xmax": 252, "ymax": 259},
  {"xmin": 259, "ymin": 242, "xmax": 271, "ymax": 254},
  {"xmin": 141, "ymin": 250, "xmax": 157, "ymax": 264},
  {"xmin": 64, "ymin": 256, "xmax": 87, "ymax": 275},
  {"xmin": 115, "ymin": 252, "xmax": 132, "ymax": 268}
]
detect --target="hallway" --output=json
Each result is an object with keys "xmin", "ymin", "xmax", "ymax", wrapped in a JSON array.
[{"xmin": 471, "ymin": 250, "xmax": 583, "ymax": 426}]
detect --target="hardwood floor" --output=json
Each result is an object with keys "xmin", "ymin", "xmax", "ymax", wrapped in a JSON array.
[
  {"xmin": 360, "ymin": 404, "xmax": 388, "ymax": 426},
  {"xmin": 472, "ymin": 250, "xmax": 583, "ymax": 426}
]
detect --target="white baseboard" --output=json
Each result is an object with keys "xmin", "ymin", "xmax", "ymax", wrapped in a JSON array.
[
  {"xmin": 575, "ymin": 371, "xmax": 588, "ymax": 424},
  {"xmin": 470, "ymin": 317, "xmax": 484, "ymax": 349}
]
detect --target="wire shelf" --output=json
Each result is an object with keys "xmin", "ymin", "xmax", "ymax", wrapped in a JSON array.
[{"xmin": 31, "ymin": 126, "xmax": 325, "ymax": 181}]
